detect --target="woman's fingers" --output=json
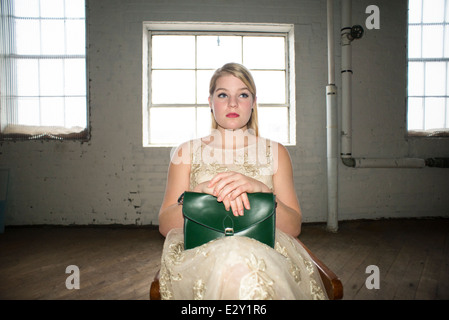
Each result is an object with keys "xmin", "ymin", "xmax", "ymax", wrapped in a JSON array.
[
  {"xmin": 222, "ymin": 194, "xmax": 247, "ymax": 216},
  {"xmin": 208, "ymin": 172, "xmax": 232, "ymax": 188},
  {"xmin": 211, "ymin": 172, "xmax": 252, "ymax": 200},
  {"xmin": 209, "ymin": 172, "xmax": 236, "ymax": 195}
]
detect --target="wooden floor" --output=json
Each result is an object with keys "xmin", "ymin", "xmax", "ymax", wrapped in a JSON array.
[{"xmin": 0, "ymin": 218, "xmax": 448, "ymax": 300}]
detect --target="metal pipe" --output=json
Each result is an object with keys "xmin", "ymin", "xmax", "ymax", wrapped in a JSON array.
[
  {"xmin": 339, "ymin": 0, "xmax": 427, "ymax": 169},
  {"xmin": 327, "ymin": 0, "xmax": 335, "ymax": 86},
  {"xmin": 354, "ymin": 158, "xmax": 425, "ymax": 168},
  {"xmin": 326, "ymin": 0, "xmax": 338, "ymax": 232},
  {"xmin": 341, "ymin": 0, "xmax": 352, "ymax": 160}
]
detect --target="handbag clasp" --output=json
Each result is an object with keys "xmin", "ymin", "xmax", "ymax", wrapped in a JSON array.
[{"xmin": 224, "ymin": 227, "xmax": 234, "ymax": 236}]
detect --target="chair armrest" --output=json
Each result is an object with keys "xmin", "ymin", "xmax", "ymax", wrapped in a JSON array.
[
  {"xmin": 149, "ymin": 269, "xmax": 161, "ymax": 300},
  {"xmin": 296, "ymin": 238, "xmax": 343, "ymax": 300}
]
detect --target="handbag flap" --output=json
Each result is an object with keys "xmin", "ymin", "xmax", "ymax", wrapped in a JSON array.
[{"xmin": 182, "ymin": 192, "xmax": 275, "ymax": 233}]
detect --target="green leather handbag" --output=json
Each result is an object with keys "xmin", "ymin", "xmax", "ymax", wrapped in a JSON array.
[{"xmin": 180, "ymin": 191, "xmax": 276, "ymax": 250}]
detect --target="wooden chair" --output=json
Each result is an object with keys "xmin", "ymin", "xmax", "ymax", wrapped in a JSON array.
[{"xmin": 149, "ymin": 238, "xmax": 343, "ymax": 300}]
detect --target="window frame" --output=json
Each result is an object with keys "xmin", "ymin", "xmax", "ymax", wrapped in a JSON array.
[
  {"xmin": 142, "ymin": 22, "xmax": 296, "ymax": 147},
  {"xmin": 0, "ymin": 0, "xmax": 89, "ymax": 142},
  {"xmin": 407, "ymin": 0, "xmax": 449, "ymax": 137}
]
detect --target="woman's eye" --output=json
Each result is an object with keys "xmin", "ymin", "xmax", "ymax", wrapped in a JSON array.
[
  {"xmin": 240, "ymin": 93, "xmax": 249, "ymax": 98},
  {"xmin": 218, "ymin": 93, "xmax": 227, "ymax": 98}
]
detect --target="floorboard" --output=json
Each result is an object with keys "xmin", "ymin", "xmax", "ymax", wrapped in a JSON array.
[{"xmin": 0, "ymin": 218, "xmax": 448, "ymax": 300}]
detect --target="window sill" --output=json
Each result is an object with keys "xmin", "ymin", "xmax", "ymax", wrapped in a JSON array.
[
  {"xmin": 408, "ymin": 129, "xmax": 449, "ymax": 138},
  {"xmin": 0, "ymin": 125, "xmax": 89, "ymax": 141}
]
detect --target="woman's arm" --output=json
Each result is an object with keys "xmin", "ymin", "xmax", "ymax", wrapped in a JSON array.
[
  {"xmin": 271, "ymin": 143, "xmax": 302, "ymax": 237},
  {"xmin": 158, "ymin": 142, "xmax": 191, "ymax": 237}
]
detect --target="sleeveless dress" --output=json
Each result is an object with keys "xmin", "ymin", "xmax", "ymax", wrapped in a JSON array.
[{"xmin": 159, "ymin": 137, "xmax": 328, "ymax": 300}]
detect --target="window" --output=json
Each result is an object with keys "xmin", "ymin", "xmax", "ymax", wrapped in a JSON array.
[
  {"xmin": 407, "ymin": 0, "xmax": 449, "ymax": 136},
  {"xmin": 143, "ymin": 22, "xmax": 296, "ymax": 147},
  {"xmin": 0, "ymin": 0, "xmax": 88, "ymax": 141}
]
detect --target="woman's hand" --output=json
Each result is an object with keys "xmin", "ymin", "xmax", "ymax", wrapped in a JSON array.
[
  {"xmin": 192, "ymin": 179, "xmax": 244, "ymax": 216},
  {"xmin": 207, "ymin": 171, "xmax": 271, "ymax": 216}
]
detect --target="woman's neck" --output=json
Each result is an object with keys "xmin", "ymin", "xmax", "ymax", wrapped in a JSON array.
[{"xmin": 207, "ymin": 127, "xmax": 257, "ymax": 150}]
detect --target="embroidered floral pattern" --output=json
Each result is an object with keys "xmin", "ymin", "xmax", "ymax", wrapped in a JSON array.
[
  {"xmin": 275, "ymin": 241, "xmax": 302, "ymax": 283},
  {"xmin": 193, "ymin": 279, "xmax": 206, "ymax": 300},
  {"xmin": 310, "ymin": 279, "xmax": 326, "ymax": 300},
  {"xmin": 167, "ymin": 242, "xmax": 185, "ymax": 265},
  {"xmin": 239, "ymin": 254, "xmax": 275, "ymax": 300}
]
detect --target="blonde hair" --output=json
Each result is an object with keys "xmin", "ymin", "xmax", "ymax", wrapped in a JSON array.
[{"xmin": 209, "ymin": 63, "xmax": 259, "ymax": 136}]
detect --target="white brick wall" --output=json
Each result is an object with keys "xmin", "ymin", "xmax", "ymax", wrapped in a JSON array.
[{"xmin": 0, "ymin": 0, "xmax": 448, "ymax": 226}]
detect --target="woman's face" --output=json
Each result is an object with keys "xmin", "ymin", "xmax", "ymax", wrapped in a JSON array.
[{"xmin": 209, "ymin": 74, "xmax": 256, "ymax": 133}]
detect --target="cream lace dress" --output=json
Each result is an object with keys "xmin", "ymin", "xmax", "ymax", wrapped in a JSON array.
[{"xmin": 159, "ymin": 137, "xmax": 328, "ymax": 300}]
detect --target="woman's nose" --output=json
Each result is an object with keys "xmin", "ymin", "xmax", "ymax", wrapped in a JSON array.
[{"xmin": 228, "ymin": 95, "xmax": 238, "ymax": 107}]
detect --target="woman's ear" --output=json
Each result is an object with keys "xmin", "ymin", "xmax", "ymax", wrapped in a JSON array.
[{"xmin": 209, "ymin": 96, "xmax": 213, "ymax": 111}]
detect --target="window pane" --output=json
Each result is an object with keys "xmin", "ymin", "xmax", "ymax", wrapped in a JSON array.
[
  {"xmin": 447, "ymin": 98, "xmax": 449, "ymax": 127},
  {"xmin": 152, "ymin": 36, "xmax": 195, "ymax": 69},
  {"xmin": 14, "ymin": 0, "xmax": 40, "ymax": 17},
  {"xmin": 252, "ymin": 71, "xmax": 286, "ymax": 104},
  {"xmin": 258, "ymin": 107, "xmax": 288, "ymax": 142},
  {"xmin": 41, "ymin": 20, "xmax": 65, "ymax": 55},
  {"xmin": 447, "ymin": 0, "xmax": 449, "ymax": 23},
  {"xmin": 422, "ymin": 25, "xmax": 444, "ymax": 58},
  {"xmin": 425, "ymin": 62, "xmax": 446, "ymax": 96},
  {"xmin": 197, "ymin": 36, "xmax": 242, "ymax": 69},
  {"xmin": 40, "ymin": 60, "xmax": 64, "ymax": 96},
  {"xmin": 41, "ymin": 97, "xmax": 65, "ymax": 126},
  {"xmin": 408, "ymin": 25, "xmax": 421, "ymax": 58},
  {"xmin": 197, "ymin": 70, "xmax": 215, "ymax": 104},
  {"xmin": 408, "ymin": 97, "xmax": 424, "ymax": 130},
  {"xmin": 422, "ymin": 0, "xmax": 445, "ymax": 23},
  {"xmin": 408, "ymin": 0, "xmax": 422, "ymax": 23},
  {"xmin": 425, "ymin": 98, "xmax": 445, "ymax": 129},
  {"xmin": 150, "ymin": 107, "xmax": 196, "ymax": 144},
  {"xmin": 197, "ymin": 107, "xmax": 212, "ymax": 137},
  {"xmin": 66, "ymin": 20, "xmax": 86, "ymax": 55},
  {"xmin": 40, "ymin": 0, "xmax": 64, "ymax": 18},
  {"xmin": 445, "ymin": 26, "xmax": 449, "ymax": 58},
  {"xmin": 447, "ymin": 62, "xmax": 449, "ymax": 95},
  {"xmin": 244, "ymin": 37, "xmax": 285, "ymax": 70},
  {"xmin": 17, "ymin": 60, "xmax": 39, "ymax": 96},
  {"xmin": 18, "ymin": 98, "xmax": 40, "ymax": 126},
  {"xmin": 65, "ymin": 97, "xmax": 87, "ymax": 127},
  {"xmin": 408, "ymin": 62, "xmax": 424, "ymax": 96},
  {"xmin": 15, "ymin": 20, "xmax": 40, "ymax": 55},
  {"xmin": 152, "ymin": 70, "xmax": 196, "ymax": 104},
  {"xmin": 65, "ymin": 0, "xmax": 86, "ymax": 18},
  {"xmin": 65, "ymin": 59, "xmax": 86, "ymax": 96}
]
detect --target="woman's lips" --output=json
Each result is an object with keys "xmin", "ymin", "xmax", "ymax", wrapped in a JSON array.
[{"xmin": 226, "ymin": 113, "xmax": 240, "ymax": 118}]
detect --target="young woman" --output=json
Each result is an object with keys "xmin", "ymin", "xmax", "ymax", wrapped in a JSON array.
[{"xmin": 157, "ymin": 63, "xmax": 327, "ymax": 300}]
